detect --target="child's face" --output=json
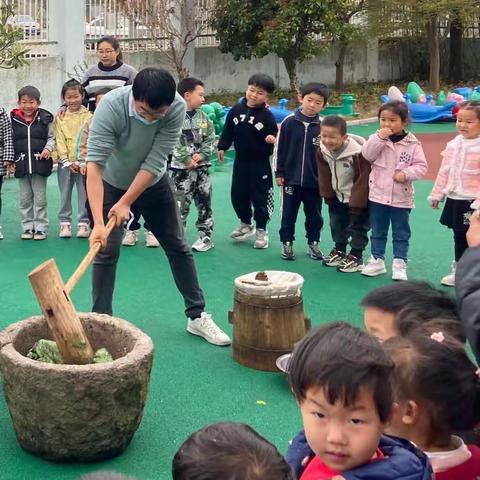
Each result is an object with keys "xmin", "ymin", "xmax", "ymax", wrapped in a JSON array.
[
  {"xmin": 64, "ymin": 88, "xmax": 84, "ymax": 112},
  {"xmin": 379, "ymin": 109, "xmax": 406, "ymax": 135},
  {"xmin": 245, "ymin": 84, "xmax": 268, "ymax": 108},
  {"xmin": 456, "ymin": 108, "xmax": 480, "ymax": 139},
  {"xmin": 363, "ymin": 307, "xmax": 397, "ymax": 343},
  {"xmin": 300, "ymin": 92, "xmax": 325, "ymax": 117},
  {"xmin": 320, "ymin": 125, "xmax": 348, "ymax": 152},
  {"xmin": 299, "ymin": 386, "xmax": 386, "ymax": 472},
  {"xmin": 185, "ymin": 85, "xmax": 205, "ymax": 111},
  {"xmin": 19, "ymin": 95, "xmax": 40, "ymax": 117}
]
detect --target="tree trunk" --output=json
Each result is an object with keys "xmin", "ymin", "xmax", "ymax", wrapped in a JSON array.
[
  {"xmin": 335, "ymin": 42, "xmax": 348, "ymax": 90},
  {"xmin": 425, "ymin": 16, "xmax": 440, "ymax": 91},
  {"xmin": 282, "ymin": 55, "xmax": 299, "ymax": 95},
  {"xmin": 449, "ymin": 11, "xmax": 464, "ymax": 82}
]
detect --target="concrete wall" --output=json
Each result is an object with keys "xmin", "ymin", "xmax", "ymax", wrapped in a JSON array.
[{"xmin": 0, "ymin": 56, "xmax": 63, "ymax": 114}]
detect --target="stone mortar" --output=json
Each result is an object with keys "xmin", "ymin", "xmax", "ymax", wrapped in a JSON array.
[{"xmin": 0, "ymin": 313, "xmax": 154, "ymax": 462}]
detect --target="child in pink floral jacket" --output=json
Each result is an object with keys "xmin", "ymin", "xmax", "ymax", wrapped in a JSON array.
[
  {"xmin": 361, "ymin": 101, "xmax": 427, "ymax": 281},
  {"xmin": 429, "ymin": 100, "xmax": 480, "ymax": 287}
]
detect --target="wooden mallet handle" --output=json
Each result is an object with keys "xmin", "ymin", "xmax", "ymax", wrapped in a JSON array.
[{"xmin": 64, "ymin": 217, "xmax": 117, "ymax": 295}]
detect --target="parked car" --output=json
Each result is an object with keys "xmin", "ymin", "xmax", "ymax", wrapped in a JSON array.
[
  {"xmin": 84, "ymin": 16, "xmax": 149, "ymax": 38},
  {"xmin": 7, "ymin": 15, "xmax": 41, "ymax": 36}
]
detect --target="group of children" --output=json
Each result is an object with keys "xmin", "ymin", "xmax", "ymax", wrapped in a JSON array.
[{"xmin": 80, "ymin": 280, "xmax": 480, "ymax": 479}]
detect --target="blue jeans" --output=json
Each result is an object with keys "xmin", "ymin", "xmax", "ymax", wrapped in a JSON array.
[{"xmin": 369, "ymin": 201, "xmax": 411, "ymax": 261}]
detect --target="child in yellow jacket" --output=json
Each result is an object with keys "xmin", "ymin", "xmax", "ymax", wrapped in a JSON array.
[{"xmin": 54, "ymin": 79, "xmax": 92, "ymax": 238}]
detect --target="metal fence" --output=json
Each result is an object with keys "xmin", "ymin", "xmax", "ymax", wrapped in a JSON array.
[{"xmin": 6, "ymin": 0, "xmax": 52, "ymax": 57}]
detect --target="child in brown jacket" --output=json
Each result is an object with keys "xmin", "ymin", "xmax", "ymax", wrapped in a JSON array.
[{"xmin": 316, "ymin": 115, "xmax": 370, "ymax": 273}]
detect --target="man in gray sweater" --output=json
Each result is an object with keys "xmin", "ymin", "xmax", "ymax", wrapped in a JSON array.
[{"xmin": 86, "ymin": 67, "xmax": 230, "ymax": 346}]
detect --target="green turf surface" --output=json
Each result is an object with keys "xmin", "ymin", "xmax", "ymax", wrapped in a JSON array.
[{"xmin": 0, "ymin": 169, "xmax": 453, "ymax": 480}]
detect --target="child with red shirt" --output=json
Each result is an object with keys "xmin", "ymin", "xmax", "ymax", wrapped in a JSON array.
[
  {"xmin": 286, "ymin": 322, "xmax": 432, "ymax": 479},
  {"xmin": 385, "ymin": 330, "xmax": 480, "ymax": 479}
]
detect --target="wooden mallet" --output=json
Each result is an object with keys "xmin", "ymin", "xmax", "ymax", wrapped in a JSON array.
[{"xmin": 28, "ymin": 217, "xmax": 117, "ymax": 364}]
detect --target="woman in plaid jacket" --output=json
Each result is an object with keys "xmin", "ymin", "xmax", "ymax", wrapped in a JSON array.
[{"xmin": 0, "ymin": 107, "xmax": 14, "ymax": 239}]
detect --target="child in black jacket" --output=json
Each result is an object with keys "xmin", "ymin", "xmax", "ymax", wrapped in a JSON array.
[
  {"xmin": 274, "ymin": 82, "xmax": 329, "ymax": 260},
  {"xmin": 217, "ymin": 74, "xmax": 278, "ymax": 249}
]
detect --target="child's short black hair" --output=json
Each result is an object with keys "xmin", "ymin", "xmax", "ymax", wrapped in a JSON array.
[
  {"xmin": 172, "ymin": 422, "xmax": 294, "ymax": 480},
  {"xmin": 378, "ymin": 100, "xmax": 409, "ymax": 122},
  {"xmin": 360, "ymin": 281, "xmax": 459, "ymax": 321},
  {"xmin": 132, "ymin": 67, "xmax": 176, "ymax": 109},
  {"xmin": 385, "ymin": 331, "xmax": 480, "ymax": 433},
  {"xmin": 94, "ymin": 87, "xmax": 115, "ymax": 100},
  {"xmin": 300, "ymin": 82, "xmax": 330, "ymax": 102},
  {"xmin": 321, "ymin": 115, "xmax": 347, "ymax": 135},
  {"xmin": 288, "ymin": 321, "xmax": 394, "ymax": 423},
  {"xmin": 61, "ymin": 79, "xmax": 84, "ymax": 99},
  {"xmin": 18, "ymin": 85, "xmax": 41, "ymax": 102},
  {"xmin": 248, "ymin": 73, "xmax": 275, "ymax": 94},
  {"xmin": 177, "ymin": 77, "xmax": 204, "ymax": 98}
]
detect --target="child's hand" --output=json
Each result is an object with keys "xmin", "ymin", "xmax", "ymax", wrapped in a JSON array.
[
  {"xmin": 40, "ymin": 149, "xmax": 50, "ymax": 159},
  {"xmin": 217, "ymin": 150, "xmax": 225, "ymax": 163},
  {"xmin": 276, "ymin": 176, "xmax": 284, "ymax": 186},
  {"xmin": 80, "ymin": 166, "xmax": 87, "ymax": 175},
  {"xmin": 7, "ymin": 162, "xmax": 14, "ymax": 175},
  {"xmin": 265, "ymin": 135, "xmax": 276, "ymax": 144},
  {"xmin": 191, "ymin": 153, "xmax": 202, "ymax": 163},
  {"xmin": 69, "ymin": 163, "xmax": 80, "ymax": 173},
  {"xmin": 377, "ymin": 128, "xmax": 393, "ymax": 140},
  {"xmin": 467, "ymin": 210, "xmax": 480, "ymax": 247},
  {"xmin": 186, "ymin": 159, "xmax": 197, "ymax": 170},
  {"xmin": 430, "ymin": 199, "xmax": 440, "ymax": 209},
  {"xmin": 393, "ymin": 170, "xmax": 407, "ymax": 183}
]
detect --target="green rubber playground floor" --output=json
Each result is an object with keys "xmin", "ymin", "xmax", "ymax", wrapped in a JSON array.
[{"xmin": 0, "ymin": 125, "xmax": 456, "ymax": 479}]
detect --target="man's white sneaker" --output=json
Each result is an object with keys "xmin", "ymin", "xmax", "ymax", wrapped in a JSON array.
[
  {"xmin": 59, "ymin": 223, "xmax": 72, "ymax": 238},
  {"xmin": 254, "ymin": 229, "xmax": 269, "ymax": 249},
  {"xmin": 76, "ymin": 223, "xmax": 90, "ymax": 238},
  {"xmin": 392, "ymin": 258, "xmax": 408, "ymax": 281},
  {"xmin": 230, "ymin": 222, "xmax": 255, "ymax": 241},
  {"xmin": 145, "ymin": 229, "xmax": 160, "ymax": 248},
  {"xmin": 440, "ymin": 261, "xmax": 456, "ymax": 287},
  {"xmin": 122, "ymin": 230, "xmax": 138, "ymax": 246},
  {"xmin": 362, "ymin": 256, "xmax": 387, "ymax": 277},
  {"xmin": 192, "ymin": 232, "xmax": 214, "ymax": 252},
  {"xmin": 187, "ymin": 312, "xmax": 231, "ymax": 346}
]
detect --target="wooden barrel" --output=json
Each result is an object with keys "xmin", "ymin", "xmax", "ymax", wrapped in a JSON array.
[{"xmin": 229, "ymin": 288, "xmax": 310, "ymax": 372}]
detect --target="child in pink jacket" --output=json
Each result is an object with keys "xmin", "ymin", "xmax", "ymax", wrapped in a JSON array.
[
  {"xmin": 361, "ymin": 101, "xmax": 427, "ymax": 281},
  {"xmin": 429, "ymin": 100, "xmax": 480, "ymax": 287}
]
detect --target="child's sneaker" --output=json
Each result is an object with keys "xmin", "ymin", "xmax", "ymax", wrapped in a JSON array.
[
  {"xmin": 440, "ymin": 261, "xmax": 456, "ymax": 287},
  {"xmin": 76, "ymin": 223, "xmax": 90, "ymax": 238},
  {"xmin": 21, "ymin": 229, "xmax": 34, "ymax": 240},
  {"xmin": 281, "ymin": 241, "xmax": 295, "ymax": 260},
  {"xmin": 392, "ymin": 258, "xmax": 408, "ymax": 281},
  {"xmin": 34, "ymin": 231, "xmax": 47, "ymax": 241},
  {"xmin": 0, "ymin": 226, "xmax": 3, "ymax": 240},
  {"xmin": 59, "ymin": 223, "xmax": 72, "ymax": 238},
  {"xmin": 307, "ymin": 241, "xmax": 323, "ymax": 260},
  {"xmin": 230, "ymin": 222, "xmax": 255, "ymax": 240},
  {"xmin": 254, "ymin": 229, "xmax": 269, "ymax": 249},
  {"xmin": 362, "ymin": 256, "xmax": 387, "ymax": 277},
  {"xmin": 122, "ymin": 229, "xmax": 138, "ymax": 246},
  {"xmin": 323, "ymin": 248, "xmax": 346, "ymax": 267},
  {"xmin": 338, "ymin": 254, "xmax": 363, "ymax": 273},
  {"xmin": 192, "ymin": 232, "xmax": 214, "ymax": 252},
  {"xmin": 145, "ymin": 229, "xmax": 160, "ymax": 248}
]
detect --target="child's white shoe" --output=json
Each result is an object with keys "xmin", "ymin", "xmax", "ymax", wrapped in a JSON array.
[
  {"xmin": 362, "ymin": 256, "xmax": 387, "ymax": 277},
  {"xmin": 76, "ymin": 223, "xmax": 90, "ymax": 238},
  {"xmin": 440, "ymin": 262, "xmax": 456, "ymax": 287},
  {"xmin": 122, "ymin": 230, "xmax": 138, "ymax": 246},
  {"xmin": 59, "ymin": 223, "xmax": 72, "ymax": 238},
  {"xmin": 145, "ymin": 229, "xmax": 160, "ymax": 248},
  {"xmin": 392, "ymin": 258, "xmax": 408, "ymax": 281},
  {"xmin": 0, "ymin": 226, "xmax": 3, "ymax": 240}
]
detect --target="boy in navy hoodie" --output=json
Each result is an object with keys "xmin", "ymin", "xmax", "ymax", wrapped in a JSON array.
[
  {"xmin": 10, "ymin": 85, "xmax": 54, "ymax": 240},
  {"xmin": 274, "ymin": 83, "xmax": 328, "ymax": 260},
  {"xmin": 287, "ymin": 321, "xmax": 432, "ymax": 480},
  {"xmin": 217, "ymin": 74, "xmax": 278, "ymax": 249}
]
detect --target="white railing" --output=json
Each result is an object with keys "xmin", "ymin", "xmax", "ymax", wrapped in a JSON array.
[{"xmin": 7, "ymin": 0, "xmax": 51, "ymax": 56}]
